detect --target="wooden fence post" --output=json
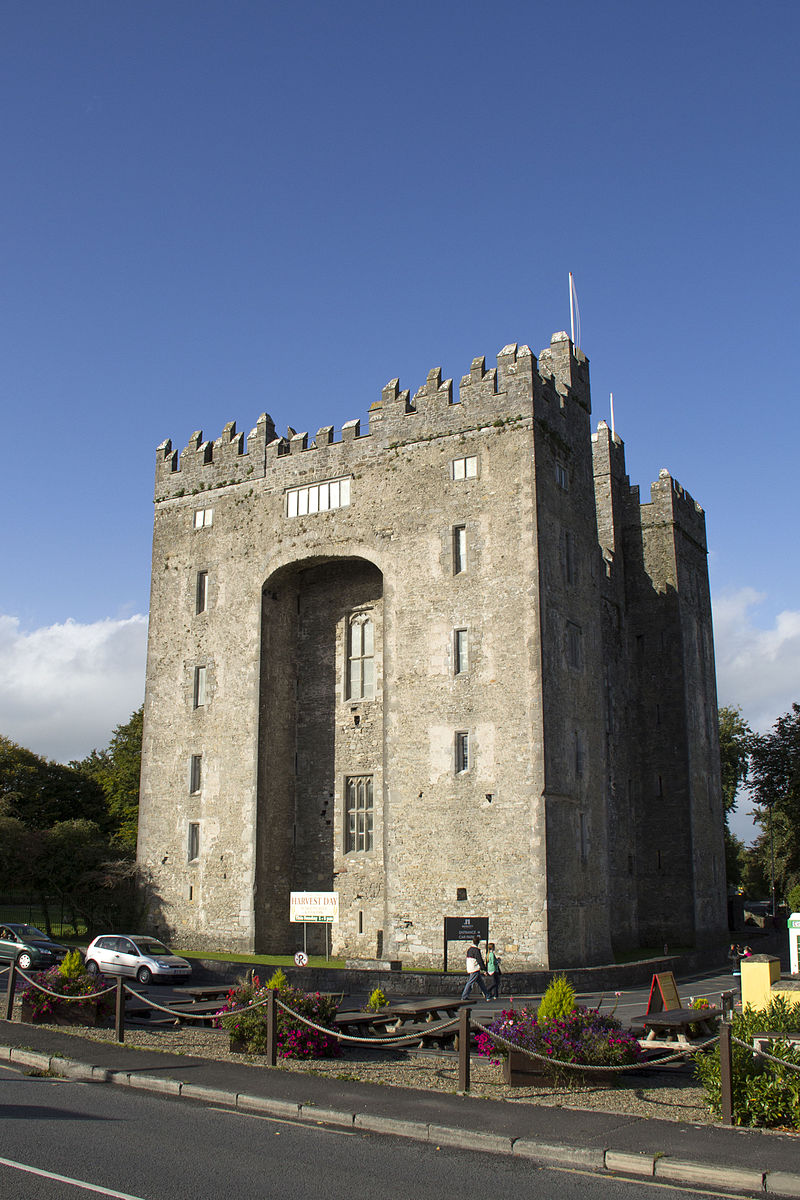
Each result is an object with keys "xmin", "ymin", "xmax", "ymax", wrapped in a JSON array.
[
  {"xmin": 115, "ymin": 976, "xmax": 125, "ymax": 1043},
  {"xmin": 4, "ymin": 962, "xmax": 16, "ymax": 1021},
  {"xmin": 266, "ymin": 987, "xmax": 277, "ymax": 1066},
  {"xmin": 719, "ymin": 1019, "xmax": 733, "ymax": 1125},
  {"xmin": 458, "ymin": 1006, "xmax": 471, "ymax": 1092}
]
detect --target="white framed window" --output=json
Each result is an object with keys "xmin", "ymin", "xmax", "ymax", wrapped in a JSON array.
[
  {"xmin": 345, "ymin": 775, "xmax": 373, "ymax": 853},
  {"xmin": 193, "ymin": 508, "xmax": 213, "ymax": 529},
  {"xmin": 555, "ymin": 462, "xmax": 569, "ymax": 490},
  {"xmin": 454, "ymin": 628, "xmax": 468, "ymax": 675},
  {"xmin": 188, "ymin": 822, "xmax": 200, "ymax": 863},
  {"xmin": 286, "ymin": 476, "xmax": 351, "ymax": 518},
  {"xmin": 452, "ymin": 525, "xmax": 467, "ymax": 575},
  {"xmin": 347, "ymin": 613, "xmax": 375, "ymax": 700},
  {"xmin": 190, "ymin": 754, "xmax": 202, "ymax": 794},
  {"xmin": 455, "ymin": 731, "xmax": 469, "ymax": 774},
  {"xmin": 196, "ymin": 571, "xmax": 208, "ymax": 614},
  {"xmin": 566, "ymin": 622, "xmax": 582, "ymax": 670},
  {"xmin": 451, "ymin": 455, "xmax": 478, "ymax": 480},
  {"xmin": 194, "ymin": 665, "xmax": 207, "ymax": 708}
]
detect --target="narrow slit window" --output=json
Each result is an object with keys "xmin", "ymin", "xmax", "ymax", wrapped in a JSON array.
[
  {"xmin": 188, "ymin": 822, "xmax": 200, "ymax": 863},
  {"xmin": 196, "ymin": 571, "xmax": 208, "ymax": 614},
  {"xmin": 454, "ymin": 628, "xmax": 468, "ymax": 675},
  {"xmin": 455, "ymin": 731, "xmax": 469, "ymax": 774},
  {"xmin": 453, "ymin": 525, "xmax": 467, "ymax": 575},
  {"xmin": 194, "ymin": 665, "xmax": 207, "ymax": 708},
  {"xmin": 190, "ymin": 754, "xmax": 202, "ymax": 794}
]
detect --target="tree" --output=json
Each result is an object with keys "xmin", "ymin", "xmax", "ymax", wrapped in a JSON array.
[
  {"xmin": 73, "ymin": 706, "xmax": 142, "ymax": 852},
  {"xmin": 0, "ymin": 736, "xmax": 107, "ymax": 831},
  {"xmin": 718, "ymin": 705, "xmax": 752, "ymax": 819},
  {"xmin": 748, "ymin": 702, "xmax": 800, "ymax": 905}
]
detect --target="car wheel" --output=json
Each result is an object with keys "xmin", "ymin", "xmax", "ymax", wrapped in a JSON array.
[
  {"xmin": 85, "ymin": 960, "xmax": 99, "ymax": 976},
  {"xmin": 136, "ymin": 966, "xmax": 152, "ymax": 985},
  {"xmin": 17, "ymin": 952, "xmax": 33, "ymax": 970}
]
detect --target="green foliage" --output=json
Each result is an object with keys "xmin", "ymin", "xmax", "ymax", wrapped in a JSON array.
[
  {"xmin": 718, "ymin": 705, "xmax": 752, "ymax": 819},
  {"xmin": 74, "ymin": 707, "xmax": 142, "ymax": 852},
  {"xmin": 58, "ymin": 949, "xmax": 85, "ymax": 980},
  {"xmin": 216, "ymin": 974, "xmax": 340, "ymax": 1058},
  {"xmin": 364, "ymin": 987, "xmax": 387, "ymax": 1012},
  {"xmin": 537, "ymin": 974, "xmax": 576, "ymax": 1021},
  {"xmin": 0, "ymin": 735, "xmax": 107, "ymax": 830},
  {"xmin": 694, "ymin": 997, "xmax": 800, "ymax": 1127},
  {"xmin": 748, "ymin": 702, "xmax": 800, "ymax": 901},
  {"xmin": 787, "ymin": 883, "xmax": 800, "ymax": 913},
  {"xmin": 19, "ymin": 960, "xmax": 115, "ymax": 1024},
  {"xmin": 265, "ymin": 967, "xmax": 288, "ymax": 991},
  {"xmin": 477, "ymin": 1005, "xmax": 642, "ymax": 1082}
]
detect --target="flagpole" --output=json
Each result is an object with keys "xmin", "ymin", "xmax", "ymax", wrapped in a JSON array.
[
  {"xmin": 610, "ymin": 392, "xmax": 615, "ymax": 439},
  {"xmin": 569, "ymin": 272, "xmax": 575, "ymax": 346}
]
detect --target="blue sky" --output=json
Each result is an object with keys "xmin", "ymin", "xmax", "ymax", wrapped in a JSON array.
[{"xmin": 1, "ymin": 1, "xmax": 798, "ymax": 842}]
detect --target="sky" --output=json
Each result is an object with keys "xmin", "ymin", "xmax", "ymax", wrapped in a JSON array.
[{"xmin": 1, "ymin": 1, "xmax": 798, "ymax": 844}]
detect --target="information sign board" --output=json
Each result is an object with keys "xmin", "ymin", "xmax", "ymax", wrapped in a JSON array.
[{"xmin": 289, "ymin": 891, "xmax": 339, "ymax": 923}]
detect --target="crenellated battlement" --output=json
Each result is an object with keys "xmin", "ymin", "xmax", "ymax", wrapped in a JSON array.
[{"xmin": 153, "ymin": 332, "xmax": 590, "ymax": 501}]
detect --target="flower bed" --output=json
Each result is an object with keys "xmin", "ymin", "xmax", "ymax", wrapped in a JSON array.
[
  {"xmin": 477, "ymin": 1005, "xmax": 643, "ymax": 1086},
  {"xmin": 18, "ymin": 964, "xmax": 114, "ymax": 1027},
  {"xmin": 215, "ymin": 975, "xmax": 340, "ymax": 1059}
]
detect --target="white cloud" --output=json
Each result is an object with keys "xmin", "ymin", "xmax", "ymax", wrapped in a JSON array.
[
  {"xmin": 0, "ymin": 613, "xmax": 148, "ymax": 763},
  {"xmin": 713, "ymin": 588, "xmax": 800, "ymax": 732}
]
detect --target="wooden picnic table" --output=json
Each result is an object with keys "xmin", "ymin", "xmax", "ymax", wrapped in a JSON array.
[
  {"xmin": 382, "ymin": 998, "xmax": 471, "ymax": 1029},
  {"xmin": 634, "ymin": 1007, "xmax": 722, "ymax": 1047},
  {"xmin": 177, "ymin": 984, "xmax": 234, "ymax": 1002}
]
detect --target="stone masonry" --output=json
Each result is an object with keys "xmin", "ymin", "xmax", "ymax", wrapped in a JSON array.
[{"xmin": 137, "ymin": 330, "xmax": 728, "ymax": 967}]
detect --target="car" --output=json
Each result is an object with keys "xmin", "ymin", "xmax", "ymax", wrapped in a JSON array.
[
  {"xmin": 0, "ymin": 923, "xmax": 69, "ymax": 970},
  {"xmin": 84, "ymin": 935, "xmax": 192, "ymax": 984}
]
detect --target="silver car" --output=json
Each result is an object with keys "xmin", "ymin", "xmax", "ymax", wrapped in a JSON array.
[{"xmin": 84, "ymin": 935, "xmax": 192, "ymax": 984}]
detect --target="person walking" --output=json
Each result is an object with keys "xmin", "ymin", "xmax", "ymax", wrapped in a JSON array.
[
  {"xmin": 461, "ymin": 936, "xmax": 490, "ymax": 1001},
  {"xmin": 485, "ymin": 942, "xmax": 501, "ymax": 999}
]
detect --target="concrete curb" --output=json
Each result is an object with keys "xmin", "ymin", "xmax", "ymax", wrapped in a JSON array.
[{"xmin": 5, "ymin": 1044, "xmax": 800, "ymax": 1199}]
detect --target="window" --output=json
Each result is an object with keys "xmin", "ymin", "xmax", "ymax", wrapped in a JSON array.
[
  {"xmin": 451, "ymin": 455, "xmax": 478, "ymax": 480},
  {"xmin": 566, "ymin": 622, "xmax": 582, "ymax": 670},
  {"xmin": 190, "ymin": 755, "xmax": 202, "ymax": 794},
  {"xmin": 188, "ymin": 822, "xmax": 200, "ymax": 863},
  {"xmin": 194, "ymin": 665, "xmax": 207, "ymax": 708},
  {"xmin": 574, "ymin": 731, "xmax": 584, "ymax": 778},
  {"xmin": 196, "ymin": 571, "xmax": 208, "ymax": 614},
  {"xmin": 193, "ymin": 508, "xmax": 213, "ymax": 529},
  {"xmin": 452, "ymin": 525, "xmax": 467, "ymax": 574},
  {"xmin": 455, "ymin": 731, "xmax": 469, "ymax": 773},
  {"xmin": 347, "ymin": 614, "xmax": 374, "ymax": 700},
  {"xmin": 555, "ymin": 462, "xmax": 569, "ymax": 490},
  {"xmin": 345, "ymin": 776, "xmax": 373, "ymax": 852},
  {"xmin": 454, "ymin": 628, "xmax": 468, "ymax": 675},
  {"xmin": 286, "ymin": 476, "xmax": 351, "ymax": 517}
]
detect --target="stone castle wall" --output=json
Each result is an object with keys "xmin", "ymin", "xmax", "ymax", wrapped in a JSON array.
[{"xmin": 137, "ymin": 331, "xmax": 728, "ymax": 967}]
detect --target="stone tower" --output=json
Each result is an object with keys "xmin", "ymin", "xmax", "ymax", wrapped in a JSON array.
[{"xmin": 137, "ymin": 331, "xmax": 728, "ymax": 967}]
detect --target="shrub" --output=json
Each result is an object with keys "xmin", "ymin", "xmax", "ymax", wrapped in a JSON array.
[
  {"xmin": 18, "ymin": 960, "xmax": 115, "ymax": 1024},
  {"xmin": 476, "ymin": 1004, "xmax": 642, "ymax": 1083},
  {"xmin": 216, "ymin": 973, "xmax": 340, "ymax": 1059},
  {"xmin": 787, "ymin": 883, "xmax": 800, "ymax": 914},
  {"xmin": 364, "ymin": 987, "xmax": 387, "ymax": 1012},
  {"xmin": 694, "ymin": 997, "xmax": 800, "ymax": 1128},
  {"xmin": 537, "ymin": 974, "xmax": 576, "ymax": 1022},
  {"xmin": 265, "ymin": 967, "xmax": 288, "ymax": 991}
]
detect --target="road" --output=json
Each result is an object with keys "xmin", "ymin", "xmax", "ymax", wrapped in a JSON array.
[{"xmin": 1, "ymin": 1060, "xmax": 736, "ymax": 1200}]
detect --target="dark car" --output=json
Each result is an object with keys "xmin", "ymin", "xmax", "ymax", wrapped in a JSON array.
[{"xmin": 0, "ymin": 923, "xmax": 69, "ymax": 970}]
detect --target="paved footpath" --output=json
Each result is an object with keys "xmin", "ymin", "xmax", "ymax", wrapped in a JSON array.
[{"xmin": 2, "ymin": 1021, "xmax": 799, "ymax": 1198}]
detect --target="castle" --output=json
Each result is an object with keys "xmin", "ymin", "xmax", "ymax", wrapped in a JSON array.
[{"xmin": 137, "ymin": 330, "xmax": 728, "ymax": 967}]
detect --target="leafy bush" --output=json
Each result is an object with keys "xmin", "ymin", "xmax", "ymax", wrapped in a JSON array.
[
  {"xmin": 787, "ymin": 883, "xmax": 800, "ymax": 913},
  {"xmin": 265, "ymin": 967, "xmax": 288, "ymax": 991},
  {"xmin": 537, "ymin": 974, "xmax": 576, "ymax": 1022},
  {"xmin": 364, "ymin": 987, "xmax": 387, "ymax": 1012},
  {"xmin": 216, "ymin": 973, "xmax": 340, "ymax": 1059},
  {"xmin": 476, "ymin": 1004, "xmax": 642, "ymax": 1083},
  {"xmin": 18, "ymin": 960, "xmax": 114, "ymax": 1024},
  {"xmin": 694, "ymin": 997, "xmax": 800, "ymax": 1128}
]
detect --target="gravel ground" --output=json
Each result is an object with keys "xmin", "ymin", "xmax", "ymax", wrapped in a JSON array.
[{"xmin": 12, "ymin": 1014, "xmax": 714, "ymax": 1125}]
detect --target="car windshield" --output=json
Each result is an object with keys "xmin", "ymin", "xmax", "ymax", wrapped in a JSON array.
[
  {"xmin": 13, "ymin": 925, "xmax": 49, "ymax": 940},
  {"xmin": 132, "ymin": 939, "xmax": 172, "ymax": 956}
]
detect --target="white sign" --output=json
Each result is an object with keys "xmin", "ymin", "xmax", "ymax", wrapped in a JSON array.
[
  {"xmin": 290, "ymin": 891, "xmax": 339, "ymax": 923},
  {"xmin": 294, "ymin": 951, "xmax": 308, "ymax": 967}
]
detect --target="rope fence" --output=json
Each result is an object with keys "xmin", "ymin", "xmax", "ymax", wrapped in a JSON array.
[{"xmin": 4, "ymin": 964, "xmax": 800, "ymax": 1119}]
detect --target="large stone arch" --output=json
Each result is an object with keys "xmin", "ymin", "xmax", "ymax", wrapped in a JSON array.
[{"xmin": 254, "ymin": 554, "xmax": 384, "ymax": 953}]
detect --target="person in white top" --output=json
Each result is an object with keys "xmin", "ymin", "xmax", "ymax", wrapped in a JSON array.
[{"xmin": 461, "ymin": 936, "xmax": 490, "ymax": 1000}]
